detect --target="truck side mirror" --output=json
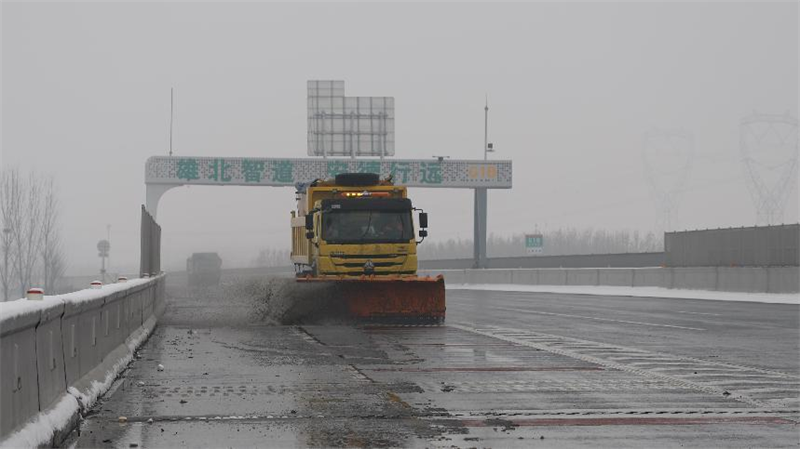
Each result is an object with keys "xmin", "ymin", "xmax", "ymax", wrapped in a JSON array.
[
  {"xmin": 419, "ymin": 212, "xmax": 428, "ymax": 229},
  {"xmin": 419, "ymin": 229, "xmax": 428, "ymax": 238},
  {"xmin": 305, "ymin": 214, "xmax": 314, "ymax": 230}
]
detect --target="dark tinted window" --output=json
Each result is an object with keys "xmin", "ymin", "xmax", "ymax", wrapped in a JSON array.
[{"xmin": 322, "ymin": 211, "xmax": 413, "ymax": 243}]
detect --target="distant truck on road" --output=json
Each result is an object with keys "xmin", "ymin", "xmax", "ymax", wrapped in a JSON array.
[{"xmin": 187, "ymin": 252, "xmax": 222, "ymax": 287}]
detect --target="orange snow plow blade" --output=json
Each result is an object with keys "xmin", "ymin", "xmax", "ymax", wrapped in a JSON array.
[{"xmin": 297, "ymin": 275, "xmax": 446, "ymax": 323}]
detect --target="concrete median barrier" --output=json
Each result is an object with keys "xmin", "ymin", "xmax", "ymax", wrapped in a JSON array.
[
  {"xmin": 716, "ymin": 267, "xmax": 768, "ymax": 293},
  {"xmin": 0, "ymin": 275, "xmax": 166, "ymax": 447},
  {"xmin": 566, "ymin": 269, "xmax": 600, "ymax": 286},
  {"xmin": 632, "ymin": 268, "xmax": 667, "ymax": 287},
  {"xmin": 0, "ymin": 305, "xmax": 41, "ymax": 440},
  {"xmin": 511, "ymin": 269, "xmax": 539, "ymax": 285},
  {"xmin": 671, "ymin": 267, "xmax": 718, "ymax": 291},
  {"xmin": 767, "ymin": 266, "xmax": 800, "ymax": 293},
  {"xmin": 34, "ymin": 303, "xmax": 67, "ymax": 416},
  {"xmin": 537, "ymin": 269, "xmax": 568, "ymax": 286},
  {"xmin": 467, "ymin": 269, "xmax": 514, "ymax": 284},
  {"xmin": 598, "ymin": 269, "xmax": 634, "ymax": 286}
]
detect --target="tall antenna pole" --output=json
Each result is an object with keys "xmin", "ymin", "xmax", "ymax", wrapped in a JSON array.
[
  {"xmin": 106, "ymin": 224, "xmax": 111, "ymax": 277},
  {"xmin": 484, "ymin": 95, "xmax": 489, "ymax": 161},
  {"xmin": 169, "ymin": 87, "xmax": 174, "ymax": 157}
]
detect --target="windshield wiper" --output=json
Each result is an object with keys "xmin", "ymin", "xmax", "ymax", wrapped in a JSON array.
[{"xmin": 358, "ymin": 211, "xmax": 374, "ymax": 240}]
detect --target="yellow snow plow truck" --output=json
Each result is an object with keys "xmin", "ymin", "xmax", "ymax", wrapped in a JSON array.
[{"xmin": 290, "ymin": 172, "xmax": 445, "ymax": 323}]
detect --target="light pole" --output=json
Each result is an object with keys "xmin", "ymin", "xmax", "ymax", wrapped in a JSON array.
[
  {"xmin": 169, "ymin": 87, "xmax": 174, "ymax": 157},
  {"xmin": 97, "ymin": 239, "xmax": 110, "ymax": 283},
  {"xmin": 475, "ymin": 97, "xmax": 493, "ymax": 269},
  {"xmin": 484, "ymin": 96, "xmax": 494, "ymax": 160},
  {"xmin": 107, "ymin": 224, "xmax": 111, "ymax": 278}
]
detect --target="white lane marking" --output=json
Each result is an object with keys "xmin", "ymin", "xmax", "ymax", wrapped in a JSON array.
[
  {"xmin": 453, "ymin": 324, "xmax": 800, "ymax": 379},
  {"xmin": 494, "ymin": 306, "xmax": 706, "ymax": 331},
  {"xmin": 447, "ymin": 323, "xmax": 769, "ymax": 407},
  {"xmin": 677, "ymin": 310, "xmax": 721, "ymax": 316}
]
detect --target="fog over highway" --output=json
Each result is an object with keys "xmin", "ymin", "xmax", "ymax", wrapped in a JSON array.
[
  {"xmin": 3, "ymin": 2, "xmax": 797, "ymax": 274},
  {"xmin": 1, "ymin": 3, "xmax": 798, "ymax": 449}
]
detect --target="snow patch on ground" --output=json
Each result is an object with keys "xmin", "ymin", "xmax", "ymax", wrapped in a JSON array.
[{"xmin": 448, "ymin": 284, "xmax": 800, "ymax": 305}]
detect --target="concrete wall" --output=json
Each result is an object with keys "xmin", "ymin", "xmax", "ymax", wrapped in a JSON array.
[
  {"xmin": 665, "ymin": 224, "xmax": 799, "ymax": 267},
  {"xmin": 421, "ymin": 266, "xmax": 798, "ymax": 293},
  {"xmin": 0, "ymin": 275, "xmax": 166, "ymax": 445}
]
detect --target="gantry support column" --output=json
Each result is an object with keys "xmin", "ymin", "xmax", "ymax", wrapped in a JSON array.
[
  {"xmin": 145, "ymin": 183, "xmax": 178, "ymax": 220},
  {"xmin": 473, "ymin": 188, "xmax": 488, "ymax": 269}
]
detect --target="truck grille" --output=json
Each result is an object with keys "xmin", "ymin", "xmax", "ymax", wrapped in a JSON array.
[
  {"xmin": 330, "ymin": 254, "xmax": 408, "ymax": 272},
  {"xmin": 329, "ymin": 254, "xmax": 402, "ymax": 259}
]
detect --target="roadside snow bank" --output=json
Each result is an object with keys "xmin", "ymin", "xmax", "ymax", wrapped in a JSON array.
[
  {"xmin": 448, "ymin": 284, "xmax": 800, "ymax": 305},
  {"xmin": 0, "ymin": 395, "xmax": 80, "ymax": 449}
]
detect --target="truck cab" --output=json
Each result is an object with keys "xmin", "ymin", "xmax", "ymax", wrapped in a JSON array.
[{"xmin": 291, "ymin": 173, "xmax": 427, "ymax": 277}]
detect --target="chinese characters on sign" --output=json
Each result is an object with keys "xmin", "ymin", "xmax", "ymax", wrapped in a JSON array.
[
  {"xmin": 525, "ymin": 234, "xmax": 544, "ymax": 255},
  {"xmin": 148, "ymin": 157, "xmax": 511, "ymax": 188}
]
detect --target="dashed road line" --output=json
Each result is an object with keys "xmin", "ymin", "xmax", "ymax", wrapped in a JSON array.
[
  {"xmin": 448, "ymin": 323, "xmax": 800, "ymax": 408},
  {"xmin": 493, "ymin": 306, "xmax": 707, "ymax": 331}
]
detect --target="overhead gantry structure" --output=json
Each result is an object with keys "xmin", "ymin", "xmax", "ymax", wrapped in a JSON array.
[{"xmin": 145, "ymin": 156, "xmax": 512, "ymax": 268}]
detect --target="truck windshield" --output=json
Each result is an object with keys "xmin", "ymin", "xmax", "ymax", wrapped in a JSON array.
[{"xmin": 322, "ymin": 211, "xmax": 413, "ymax": 243}]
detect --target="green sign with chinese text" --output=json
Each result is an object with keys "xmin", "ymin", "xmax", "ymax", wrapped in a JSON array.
[{"xmin": 146, "ymin": 156, "xmax": 512, "ymax": 189}]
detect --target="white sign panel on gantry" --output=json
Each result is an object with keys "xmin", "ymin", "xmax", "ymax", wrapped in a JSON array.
[
  {"xmin": 307, "ymin": 80, "xmax": 394, "ymax": 158},
  {"xmin": 146, "ymin": 156, "xmax": 512, "ymax": 188}
]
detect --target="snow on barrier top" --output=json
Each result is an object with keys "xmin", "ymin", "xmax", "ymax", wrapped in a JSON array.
[{"xmin": 0, "ymin": 278, "xmax": 152, "ymax": 326}]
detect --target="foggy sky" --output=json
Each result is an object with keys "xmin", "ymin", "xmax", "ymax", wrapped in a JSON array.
[{"xmin": 2, "ymin": 2, "xmax": 798, "ymax": 275}]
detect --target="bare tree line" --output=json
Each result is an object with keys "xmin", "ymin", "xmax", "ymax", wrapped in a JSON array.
[
  {"xmin": 418, "ymin": 228, "xmax": 663, "ymax": 260},
  {"xmin": 0, "ymin": 169, "xmax": 66, "ymax": 300}
]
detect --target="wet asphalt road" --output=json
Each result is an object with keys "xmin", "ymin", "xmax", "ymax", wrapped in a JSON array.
[{"xmin": 70, "ymin": 276, "xmax": 800, "ymax": 448}]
